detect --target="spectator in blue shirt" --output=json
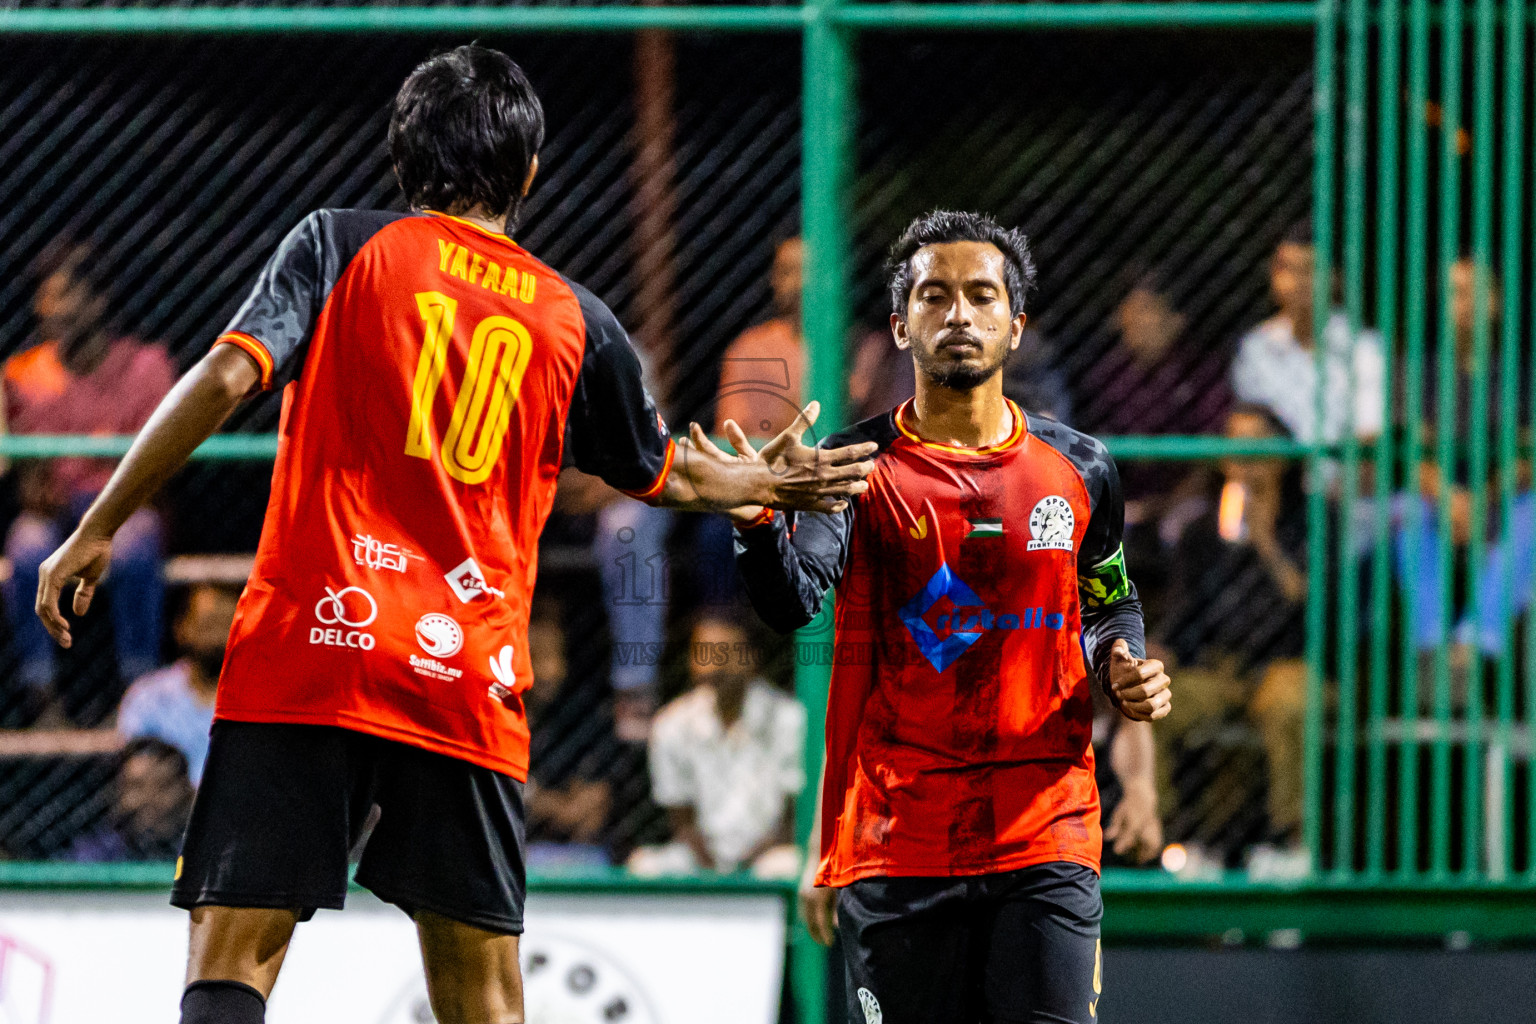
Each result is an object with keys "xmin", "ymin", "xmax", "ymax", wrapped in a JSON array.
[{"xmin": 116, "ymin": 583, "xmax": 237, "ymax": 784}]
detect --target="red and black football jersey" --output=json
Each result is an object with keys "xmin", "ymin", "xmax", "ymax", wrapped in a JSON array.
[
  {"xmin": 211, "ymin": 209, "xmax": 673, "ymax": 779},
  {"xmin": 736, "ymin": 399, "xmax": 1145, "ymax": 886}
]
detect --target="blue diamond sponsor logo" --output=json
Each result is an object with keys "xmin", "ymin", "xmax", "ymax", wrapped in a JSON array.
[
  {"xmin": 899, "ymin": 563, "xmax": 1066, "ymax": 672},
  {"xmin": 899, "ymin": 563, "xmax": 987, "ymax": 672}
]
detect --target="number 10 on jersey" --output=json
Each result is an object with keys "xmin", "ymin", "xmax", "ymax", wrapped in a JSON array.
[{"xmin": 405, "ymin": 291, "xmax": 533, "ymax": 485}]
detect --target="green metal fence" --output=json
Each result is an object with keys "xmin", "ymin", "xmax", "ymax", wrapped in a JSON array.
[{"xmin": 4, "ymin": 2, "xmax": 1536, "ymax": 1022}]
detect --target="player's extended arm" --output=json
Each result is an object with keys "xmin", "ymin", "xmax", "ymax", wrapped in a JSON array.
[
  {"xmin": 797, "ymin": 757, "xmax": 839, "ymax": 947},
  {"xmin": 680, "ymin": 419, "xmax": 853, "ymax": 633},
  {"xmin": 655, "ymin": 401, "xmax": 875, "ymax": 516},
  {"xmin": 34, "ymin": 345, "xmax": 260, "ymax": 647}
]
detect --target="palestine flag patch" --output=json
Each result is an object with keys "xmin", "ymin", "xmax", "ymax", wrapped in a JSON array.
[{"xmin": 966, "ymin": 517, "xmax": 1003, "ymax": 539}]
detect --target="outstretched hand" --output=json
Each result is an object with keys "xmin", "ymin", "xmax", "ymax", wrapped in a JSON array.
[
  {"xmin": 680, "ymin": 401, "xmax": 877, "ymax": 516},
  {"xmin": 1107, "ymin": 639, "xmax": 1172, "ymax": 722},
  {"xmin": 35, "ymin": 529, "xmax": 113, "ymax": 649}
]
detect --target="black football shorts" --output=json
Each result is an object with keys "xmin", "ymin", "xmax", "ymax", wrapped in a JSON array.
[
  {"xmin": 836, "ymin": 862, "xmax": 1103, "ymax": 1024},
  {"xmin": 171, "ymin": 720, "xmax": 527, "ymax": 934}
]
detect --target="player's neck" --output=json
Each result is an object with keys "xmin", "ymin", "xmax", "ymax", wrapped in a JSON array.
[
  {"xmin": 909, "ymin": 380, "xmax": 1013, "ymax": 449},
  {"xmin": 438, "ymin": 206, "xmax": 510, "ymax": 236}
]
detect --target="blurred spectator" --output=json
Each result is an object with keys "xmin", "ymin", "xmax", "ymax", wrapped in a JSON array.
[
  {"xmin": 1002, "ymin": 328, "xmax": 1074, "ymax": 425},
  {"xmin": 66, "ymin": 737, "xmax": 192, "ymax": 862},
  {"xmin": 1080, "ymin": 270, "xmax": 1230, "ymax": 447},
  {"xmin": 3, "ymin": 243, "xmax": 175, "ymax": 720},
  {"xmin": 116, "ymin": 584, "xmax": 238, "ymax": 785},
  {"xmin": 524, "ymin": 601, "xmax": 617, "ymax": 869},
  {"xmin": 1231, "ymin": 227, "xmax": 1385, "ymax": 444},
  {"xmin": 715, "ymin": 236, "xmax": 805, "ymax": 439},
  {"xmin": 629, "ymin": 612, "xmax": 804, "ymax": 877},
  {"xmin": 1079, "ymin": 272, "xmax": 1231, "ymax": 622},
  {"xmin": 1159, "ymin": 407, "xmax": 1308, "ymax": 849},
  {"xmin": 847, "ymin": 324, "xmax": 915, "ymax": 423}
]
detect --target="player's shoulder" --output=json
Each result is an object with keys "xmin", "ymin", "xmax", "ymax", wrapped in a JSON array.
[
  {"xmin": 302, "ymin": 207, "xmax": 421, "ymax": 249},
  {"xmin": 819, "ymin": 409, "xmax": 901, "ymax": 455},
  {"xmin": 1026, "ymin": 414, "xmax": 1114, "ymax": 483}
]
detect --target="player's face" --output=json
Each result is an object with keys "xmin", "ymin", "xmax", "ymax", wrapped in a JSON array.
[{"xmin": 893, "ymin": 241, "xmax": 1025, "ymax": 391}]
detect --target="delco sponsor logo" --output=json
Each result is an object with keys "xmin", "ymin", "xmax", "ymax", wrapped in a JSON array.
[
  {"xmin": 352, "ymin": 533, "xmax": 423, "ymax": 573},
  {"xmin": 311, "ymin": 586, "xmax": 378, "ymax": 650},
  {"xmin": 445, "ymin": 556, "xmax": 506, "ymax": 604},
  {"xmin": 410, "ymin": 654, "xmax": 463, "ymax": 682}
]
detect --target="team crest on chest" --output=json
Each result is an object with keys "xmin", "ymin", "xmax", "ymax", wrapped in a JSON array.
[{"xmin": 1026, "ymin": 495, "xmax": 1075, "ymax": 551}]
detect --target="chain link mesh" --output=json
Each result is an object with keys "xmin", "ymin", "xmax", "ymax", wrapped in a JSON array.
[{"xmin": 0, "ymin": 28, "xmax": 1325, "ymax": 869}]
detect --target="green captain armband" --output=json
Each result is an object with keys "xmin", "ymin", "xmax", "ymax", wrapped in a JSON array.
[{"xmin": 1078, "ymin": 544, "xmax": 1132, "ymax": 609}]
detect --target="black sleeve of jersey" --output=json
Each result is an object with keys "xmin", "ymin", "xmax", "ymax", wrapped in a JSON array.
[
  {"xmin": 219, "ymin": 212, "xmax": 323, "ymax": 388},
  {"xmin": 1028, "ymin": 418, "xmax": 1148, "ymax": 693},
  {"xmin": 733, "ymin": 505, "xmax": 855, "ymax": 634},
  {"xmin": 732, "ymin": 417, "xmax": 892, "ymax": 634},
  {"xmin": 562, "ymin": 280, "xmax": 674, "ymax": 499},
  {"xmin": 220, "ymin": 208, "xmax": 410, "ymax": 390}
]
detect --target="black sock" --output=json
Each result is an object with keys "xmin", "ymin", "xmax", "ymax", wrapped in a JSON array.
[{"xmin": 180, "ymin": 980, "xmax": 266, "ymax": 1024}]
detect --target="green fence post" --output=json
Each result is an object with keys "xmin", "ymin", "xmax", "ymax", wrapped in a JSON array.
[
  {"xmin": 1365, "ymin": 0, "xmax": 1402, "ymax": 881},
  {"xmin": 1304, "ymin": 0, "xmax": 1339, "ymax": 873},
  {"xmin": 1398, "ymin": 0, "xmax": 1431, "ymax": 879},
  {"xmin": 1430, "ymin": 0, "xmax": 1464, "ymax": 881},
  {"xmin": 1461, "ymin": 0, "xmax": 1496, "ymax": 880},
  {"xmin": 795, "ymin": 2, "xmax": 853, "ymax": 1021},
  {"xmin": 1503, "ymin": 0, "xmax": 1530, "ymax": 883},
  {"xmin": 1332, "ymin": 0, "xmax": 1368, "ymax": 879}
]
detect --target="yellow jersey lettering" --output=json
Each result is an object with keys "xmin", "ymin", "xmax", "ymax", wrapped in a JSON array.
[
  {"xmin": 468, "ymin": 253, "xmax": 486, "ymax": 285},
  {"xmin": 518, "ymin": 273, "xmax": 536, "ymax": 304},
  {"xmin": 449, "ymin": 246, "xmax": 470, "ymax": 280},
  {"xmin": 499, "ymin": 267, "xmax": 519, "ymax": 297},
  {"xmin": 482, "ymin": 262, "xmax": 501, "ymax": 292},
  {"xmin": 437, "ymin": 239, "xmax": 454, "ymax": 272}
]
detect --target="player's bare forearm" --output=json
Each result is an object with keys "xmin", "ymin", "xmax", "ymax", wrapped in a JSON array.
[
  {"xmin": 80, "ymin": 345, "xmax": 259, "ymax": 539},
  {"xmin": 34, "ymin": 345, "xmax": 258, "ymax": 647},
  {"xmin": 799, "ymin": 758, "xmax": 838, "ymax": 946}
]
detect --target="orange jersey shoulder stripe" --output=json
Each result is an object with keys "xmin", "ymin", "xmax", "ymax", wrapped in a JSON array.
[
  {"xmin": 215, "ymin": 331, "xmax": 275, "ymax": 390},
  {"xmin": 619, "ymin": 436, "xmax": 676, "ymax": 502}
]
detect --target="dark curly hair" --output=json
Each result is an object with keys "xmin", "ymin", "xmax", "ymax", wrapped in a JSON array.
[
  {"xmin": 388, "ymin": 45, "xmax": 546, "ymax": 227},
  {"xmin": 886, "ymin": 210, "xmax": 1037, "ymax": 318}
]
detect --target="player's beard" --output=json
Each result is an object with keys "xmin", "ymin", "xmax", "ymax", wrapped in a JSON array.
[{"xmin": 913, "ymin": 332, "xmax": 1010, "ymax": 391}]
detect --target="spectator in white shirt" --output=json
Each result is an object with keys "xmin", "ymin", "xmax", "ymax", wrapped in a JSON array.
[
  {"xmin": 1231, "ymin": 228, "xmax": 1385, "ymax": 444},
  {"xmin": 115, "ymin": 584, "xmax": 237, "ymax": 784},
  {"xmin": 631, "ymin": 612, "xmax": 805, "ymax": 877}
]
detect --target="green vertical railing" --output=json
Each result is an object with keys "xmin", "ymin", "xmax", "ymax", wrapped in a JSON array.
[
  {"xmin": 794, "ymin": 0, "xmax": 853, "ymax": 1017},
  {"xmin": 1364, "ymin": 0, "xmax": 1402, "ymax": 881},
  {"xmin": 1303, "ymin": 0, "xmax": 1337, "ymax": 870}
]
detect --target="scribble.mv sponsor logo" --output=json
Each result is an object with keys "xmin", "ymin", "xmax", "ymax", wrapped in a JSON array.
[
  {"xmin": 311, "ymin": 586, "xmax": 378, "ymax": 650},
  {"xmin": 415, "ymin": 614, "xmax": 464, "ymax": 658}
]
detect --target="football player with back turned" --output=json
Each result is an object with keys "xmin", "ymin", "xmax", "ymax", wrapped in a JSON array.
[
  {"xmin": 32, "ymin": 45, "xmax": 876, "ymax": 1024},
  {"xmin": 702, "ymin": 211, "xmax": 1172, "ymax": 1024}
]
